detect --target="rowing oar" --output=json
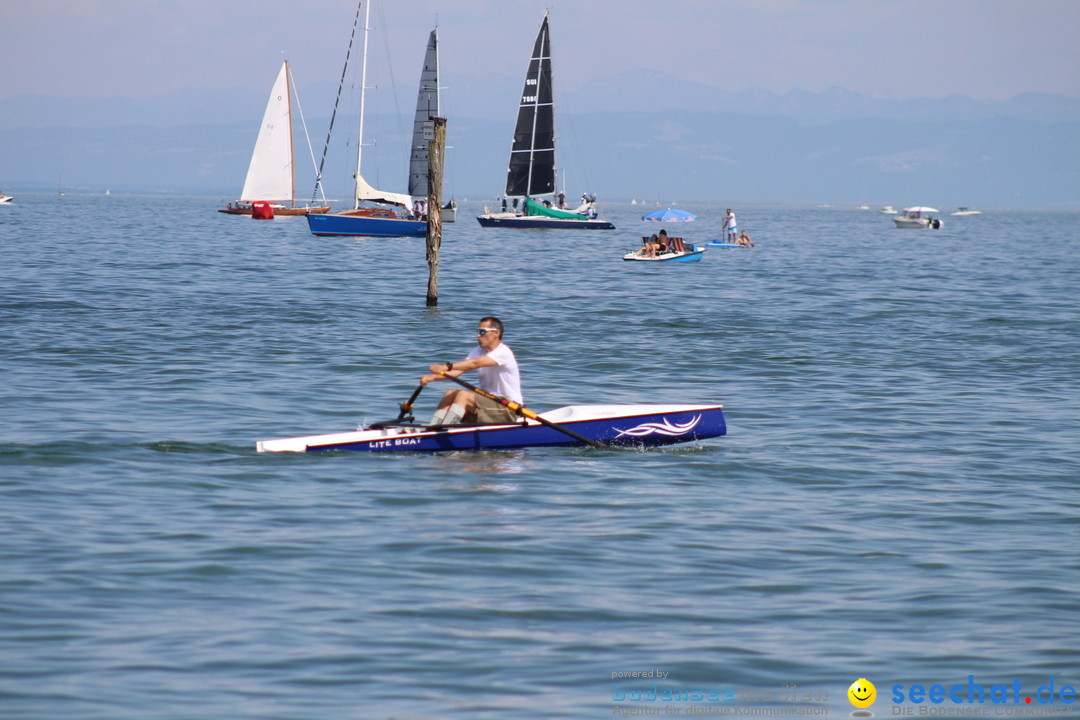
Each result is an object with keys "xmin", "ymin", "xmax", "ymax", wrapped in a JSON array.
[
  {"xmin": 396, "ymin": 384, "xmax": 425, "ymax": 421},
  {"xmin": 368, "ymin": 385, "xmax": 426, "ymax": 429},
  {"xmin": 437, "ymin": 371, "xmax": 605, "ymax": 449}
]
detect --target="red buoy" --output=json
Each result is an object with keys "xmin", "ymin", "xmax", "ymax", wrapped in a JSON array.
[{"xmin": 251, "ymin": 201, "xmax": 274, "ymax": 220}]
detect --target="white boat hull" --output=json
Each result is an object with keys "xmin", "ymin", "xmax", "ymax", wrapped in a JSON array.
[
  {"xmin": 477, "ymin": 212, "xmax": 615, "ymax": 230},
  {"xmin": 893, "ymin": 217, "xmax": 944, "ymax": 229},
  {"xmin": 893, "ymin": 208, "xmax": 943, "ymax": 229},
  {"xmin": 623, "ymin": 244, "xmax": 705, "ymax": 262}
]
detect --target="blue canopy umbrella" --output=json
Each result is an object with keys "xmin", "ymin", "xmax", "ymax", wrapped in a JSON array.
[{"xmin": 642, "ymin": 208, "xmax": 696, "ymax": 222}]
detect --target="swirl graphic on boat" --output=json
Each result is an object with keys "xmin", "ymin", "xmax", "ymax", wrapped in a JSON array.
[{"xmin": 614, "ymin": 415, "xmax": 702, "ymax": 438}]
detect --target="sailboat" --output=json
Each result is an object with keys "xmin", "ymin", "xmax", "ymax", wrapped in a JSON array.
[
  {"xmin": 476, "ymin": 14, "xmax": 614, "ymax": 230},
  {"xmin": 219, "ymin": 61, "xmax": 330, "ymax": 216},
  {"xmin": 408, "ymin": 28, "xmax": 455, "ymax": 224},
  {"xmin": 306, "ymin": 0, "xmax": 426, "ymax": 238}
]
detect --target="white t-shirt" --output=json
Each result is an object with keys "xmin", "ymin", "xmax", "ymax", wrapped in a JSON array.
[{"xmin": 467, "ymin": 342, "xmax": 523, "ymax": 404}]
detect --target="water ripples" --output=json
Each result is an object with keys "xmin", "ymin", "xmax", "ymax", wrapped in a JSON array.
[{"xmin": 1, "ymin": 195, "xmax": 1078, "ymax": 718}]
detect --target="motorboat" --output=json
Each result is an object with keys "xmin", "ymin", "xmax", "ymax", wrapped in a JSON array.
[{"xmin": 893, "ymin": 207, "xmax": 943, "ymax": 229}]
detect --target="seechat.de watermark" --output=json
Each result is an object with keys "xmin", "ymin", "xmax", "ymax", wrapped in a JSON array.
[
  {"xmin": 607, "ymin": 674, "xmax": 1078, "ymax": 719},
  {"xmin": 890, "ymin": 677, "xmax": 1076, "ymax": 716}
]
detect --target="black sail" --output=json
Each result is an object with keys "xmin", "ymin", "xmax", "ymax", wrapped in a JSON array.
[
  {"xmin": 408, "ymin": 29, "xmax": 439, "ymax": 198},
  {"xmin": 505, "ymin": 15, "xmax": 555, "ymax": 198}
]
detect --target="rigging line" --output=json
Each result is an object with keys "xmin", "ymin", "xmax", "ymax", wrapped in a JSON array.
[
  {"xmin": 432, "ymin": 25, "xmax": 455, "ymax": 195},
  {"xmin": 288, "ymin": 63, "xmax": 325, "ymax": 204},
  {"xmin": 372, "ymin": 0, "xmax": 408, "ymax": 190},
  {"xmin": 553, "ymin": 66, "xmax": 594, "ymax": 197},
  {"xmin": 312, "ymin": 0, "xmax": 364, "ymax": 205},
  {"xmin": 558, "ymin": 107, "xmax": 592, "ymax": 197}
]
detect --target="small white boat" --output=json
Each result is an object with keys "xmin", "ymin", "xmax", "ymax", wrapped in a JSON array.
[
  {"xmin": 441, "ymin": 199, "xmax": 457, "ymax": 223},
  {"xmin": 878, "ymin": 206, "xmax": 897, "ymax": 214},
  {"xmin": 951, "ymin": 207, "xmax": 982, "ymax": 216},
  {"xmin": 893, "ymin": 207, "xmax": 943, "ymax": 229},
  {"xmin": 0, "ymin": 193, "xmax": 12, "ymax": 205},
  {"xmin": 624, "ymin": 242, "xmax": 705, "ymax": 262}
]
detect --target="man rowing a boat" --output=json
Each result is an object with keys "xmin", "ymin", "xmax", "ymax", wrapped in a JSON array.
[{"xmin": 421, "ymin": 316, "xmax": 523, "ymax": 426}]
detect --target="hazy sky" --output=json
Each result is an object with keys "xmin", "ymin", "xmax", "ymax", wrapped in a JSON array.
[{"xmin": 2, "ymin": 0, "xmax": 1079, "ymax": 103}]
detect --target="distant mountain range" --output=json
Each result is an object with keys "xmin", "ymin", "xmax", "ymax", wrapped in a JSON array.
[
  {"xmin": 1, "ymin": 71, "xmax": 1077, "ymax": 207},
  {"xmin": 566, "ymin": 70, "xmax": 1080, "ymax": 124},
  {"xmin": 4, "ymin": 70, "xmax": 1079, "ymax": 129}
]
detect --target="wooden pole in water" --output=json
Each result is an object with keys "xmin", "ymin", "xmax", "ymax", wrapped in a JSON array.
[{"xmin": 425, "ymin": 116, "xmax": 447, "ymax": 307}]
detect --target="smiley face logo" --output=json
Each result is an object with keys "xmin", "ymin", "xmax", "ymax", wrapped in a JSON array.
[{"xmin": 848, "ymin": 678, "xmax": 876, "ymax": 709}]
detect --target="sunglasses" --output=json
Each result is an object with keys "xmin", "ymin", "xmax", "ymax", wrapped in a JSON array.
[{"xmin": 476, "ymin": 328, "xmax": 498, "ymax": 336}]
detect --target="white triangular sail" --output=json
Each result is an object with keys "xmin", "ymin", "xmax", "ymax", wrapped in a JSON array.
[
  {"xmin": 355, "ymin": 174, "xmax": 412, "ymax": 208},
  {"xmin": 240, "ymin": 62, "xmax": 294, "ymax": 203}
]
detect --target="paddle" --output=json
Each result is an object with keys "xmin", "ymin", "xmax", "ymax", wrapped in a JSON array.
[
  {"xmin": 436, "ymin": 371, "xmax": 605, "ymax": 449},
  {"xmin": 367, "ymin": 384, "xmax": 426, "ymax": 429},
  {"xmin": 396, "ymin": 384, "xmax": 425, "ymax": 422}
]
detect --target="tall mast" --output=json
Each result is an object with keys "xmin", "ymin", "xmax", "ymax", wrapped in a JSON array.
[
  {"xmin": 354, "ymin": 0, "xmax": 371, "ymax": 209},
  {"xmin": 311, "ymin": 0, "xmax": 363, "ymax": 206},
  {"xmin": 286, "ymin": 60, "xmax": 296, "ymax": 207},
  {"xmin": 549, "ymin": 15, "xmax": 557, "ymax": 197},
  {"xmin": 527, "ymin": 14, "xmax": 549, "ymax": 196},
  {"xmin": 435, "ymin": 26, "xmax": 442, "ymax": 113}
]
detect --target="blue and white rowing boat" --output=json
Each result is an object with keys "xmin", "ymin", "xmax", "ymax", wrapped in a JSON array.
[{"xmin": 256, "ymin": 403, "xmax": 726, "ymax": 453}]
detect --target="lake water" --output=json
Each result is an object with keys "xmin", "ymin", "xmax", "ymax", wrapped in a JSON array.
[{"xmin": 1, "ymin": 194, "xmax": 1078, "ymax": 719}]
